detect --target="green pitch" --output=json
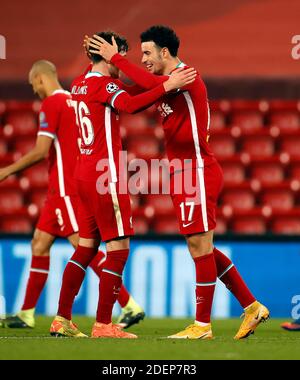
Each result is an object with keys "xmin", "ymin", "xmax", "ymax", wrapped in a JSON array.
[{"xmin": 0, "ymin": 317, "xmax": 299, "ymax": 360}]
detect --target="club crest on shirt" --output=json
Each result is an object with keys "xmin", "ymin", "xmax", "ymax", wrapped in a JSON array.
[{"xmin": 106, "ymin": 82, "xmax": 119, "ymax": 94}]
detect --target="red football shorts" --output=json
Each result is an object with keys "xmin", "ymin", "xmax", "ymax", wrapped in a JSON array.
[
  {"xmin": 36, "ymin": 195, "xmax": 79, "ymax": 237},
  {"xmin": 76, "ymin": 180, "xmax": 134, "ymax": 242},
  {"xmin": 170, "ymin": 162, "xmax": 224, "ymax": 235}
]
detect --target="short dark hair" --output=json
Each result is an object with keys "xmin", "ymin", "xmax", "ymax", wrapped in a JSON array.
[
  {"xmin": 140, "ymin": 25, "xmax": 180, "ymax": 57},
  {"xmin": 89, "ymin": 31, "xmax": 128, "ymax": 63}
]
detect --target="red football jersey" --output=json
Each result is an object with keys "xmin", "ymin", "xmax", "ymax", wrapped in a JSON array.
[
  {"xmin": 156, "ymin": 62, "xmax": 216, "ymax": 172},
  {"xmin": 71, "ymin": 70, "xmax": 167, "ymax": 183},
  {"xmin": 37, "ymin": 90, "xmax": 79, "ymax": 197},
  {"xmin": 110, "ymin": 55, "xmax": 216, "ymax": 172}
]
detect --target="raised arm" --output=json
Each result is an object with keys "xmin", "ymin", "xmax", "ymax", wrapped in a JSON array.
[
  {"xmin": 87, "ymin": 35, "xmax": 166, "ymax": 90},
  {"xmin": 105, "ymin": 68, "xmax": 196, "ymax": 114}
]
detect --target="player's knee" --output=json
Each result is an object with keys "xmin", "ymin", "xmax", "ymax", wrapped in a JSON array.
[
  {"xmin": 31, "ymin": 238, "xmax": 50, "ymax": 257},
  {"xmin": 187, "ymin": 236, "xmax": 213, "ymax": 257}
]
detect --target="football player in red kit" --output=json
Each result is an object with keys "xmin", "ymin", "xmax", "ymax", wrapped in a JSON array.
[
  {"xmin": 87, "ymin": 25, "xmax": 270, "ymax": 340},
  {"xmin": 0, "ymin": 60, "xmax": 144, "ymax": 331},
  {"xmin": 50, "ymin": 31, "xmax": 197, "ymax": 338}
]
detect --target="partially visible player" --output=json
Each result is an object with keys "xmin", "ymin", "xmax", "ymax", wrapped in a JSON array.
[
  {"xmin": 50, "ymin": 31, "xmax": 196, "ymax": 338},
  {"xmin": 0, "ymin": 60, "xmax": 144, "ymax": 331},
  {"xmin": 87, "ymin": 25, "xmax": 270, "ymax": 340},
  {"xmin": 281, "ymin": 318, "xmax": 300, "ymax": 331}
]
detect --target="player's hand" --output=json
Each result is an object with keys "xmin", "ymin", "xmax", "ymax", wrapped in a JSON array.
[
  {"xmin": 83, "ymin": 35, "xmax": 92, "ymax": 58},
  {"xmin": 0, "ymin": 167, "xmax": 11, "ymax": 182},
  {"xmin": 163, "ymin": 67, "xmax": 197, "ymax": 92},
  {"xmin": 88, "ymin": 35, "xmax": 118, "ymax": 63}
]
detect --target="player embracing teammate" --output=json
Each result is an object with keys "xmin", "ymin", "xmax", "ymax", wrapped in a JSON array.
[
  {"xmin": 50, "ymin": 31, "xmax": 197, "ymax": 338},
  {"xmin": 87, "ymin": 25, "xmax": 270, "ymax": 340}
]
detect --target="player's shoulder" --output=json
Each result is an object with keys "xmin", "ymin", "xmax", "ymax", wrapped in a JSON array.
[{"xmin": 41, "ymin": 90, "xmax": 70, "ymax": 112}]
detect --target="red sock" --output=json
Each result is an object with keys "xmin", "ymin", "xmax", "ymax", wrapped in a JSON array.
[
  {"xmin": 214, "ymin": 247, "xmax": 256, "ymax": 308},
  {"xmin": 118, "ymin": 286, "xmax": 130, "ymax": 308},
  {"xmin": 194, "ymin": 253, "xmax": 217, "ymax": 323},
  {"xmin": 97, "ymin": 249, "xmax": 129, "ymax": 324},
  {"xmin": 22, "ymin": 256, "xmax": 50, "ymax": 310},
  {"xmin": 89, "ymin": 250, "xmax": 130, "ymax": 308},
  {"xmin": 57, "ymin": 245, "xmax": 98, "ymax": 320},
  {"xmin": 89, "ymin": 250, "xmax": 106, "ymax": 276}
]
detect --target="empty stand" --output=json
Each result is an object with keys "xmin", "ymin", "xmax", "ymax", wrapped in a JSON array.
[
  {"xmin": 133, "ymin": 216, "xmax": 150, "ymax": 235},
  {"xmin": 4, "ymin": 110, "xmax": 37, "ymax": 137},
  {"xmin": 28, "ymin": 189, "xmax": 47, "ymax": 210},
  {"xmin": 241, "ymin": 136, "xmax": 274, "ymax": 159},
  {"xmin": 152, "ymin": 215, "xmax": 179, "ymax": 234},
  {"xmin": 261, "ymin": 189, "xmax": 294, "ymax": 211},
  {"xmin": 222, "ymin": 189, "xmax": 256, "ymax": 212},
  {"xmin": 1, "ymin": 100, "xmax": 300, "ymax": 235},
  {"xmin": 13, "ymin": 136, "xmax": 36, "ymax": 156},
  {"xmin": 280, "ymin": 136, "xmax": 300, "ymax": 159},
  {"xmin": 126, "ymin": 135, "xmax": 161, "ymax": 160},
  {"xmin": 251, "ymin": 162, "xmax": 284, "ymax": 186},
  {"xmin": 271, "ymin": 217, "xmax": 300, "ymax": 235},
  {"xmin": 232, "ymin": 216, "xmax": 266, "ymax": 235},
  {"xmin": 210, "ymin": 135, "xmax": 235, "ymax": 160},
  {"xmin": 221, "ymin": 162, "xmax": 245, "ymax": 185},
  {"xmin": 22, "ymin": 163, "xmax": 49, "ymax": 188},
  {"xmin": 0, "ymin": 216, "xmax": 32, "ymax": 233},
  {"xmin": 0, "ymin": 189, "xmax": 24, "ymax": 214}
]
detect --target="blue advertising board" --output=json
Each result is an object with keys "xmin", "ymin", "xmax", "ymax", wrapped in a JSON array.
[{"xmin": 0, "ymin": 237, "xmax": 299, "ymax": 319}]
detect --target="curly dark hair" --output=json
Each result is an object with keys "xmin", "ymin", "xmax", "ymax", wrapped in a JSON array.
[
  {"xmin": 89, "ymin": 30, "xmax": 128, "ymax": 63},
  {"xmin": 140, "ymin": 25, "xmax": 180, "ymax": 57}
]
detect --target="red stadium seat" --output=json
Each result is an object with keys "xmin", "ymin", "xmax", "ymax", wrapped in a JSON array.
[
  {"xmin": 0, "ymin": 175, "xmax": 19, "ymax": 190},
  {"xmin": 0, "ymin": 139, "xmax": 7, "ymax": 157},
  {"xmin": 0, "ymin": 216, "xmax": 33, "ymax": 233},
  {"xmin": 269, "ymin": 111, "xmax": 300, "ymax": 133},
  {"xmin": 127, "ymin": 135, "xmax": 160, "ymax": 160},
  {"xmin": 290, "ymin": 165, "xmax": 300, "ymax": 181},
  {"xmin": 210, "ymin": 110, "xmax": 226, "ymax": 132},
  {"xmin": 4, "ymin": 111, "xmax": 37, "ymax": 137},
  {"xmin": 0, "ymin": 189, "xmax": 24, "ymax": 214},
  {"xmin": 221, "ymin": 162, "xmax": 245, "ymax": 185},
  {"xmin": 231, "ymin": 111, "xmax": 264, "ymax": 135},
  {"xmin": 133, "ymin": 216, "xmax": 150, "ymax": 234},
  {"xmin": 144, "ymin": 194, "xmax": 175, "ymax": 216},
  {"xmin": 222, "ymin": 189, "xmax": 255, "ymax": 211},
  {"xmin": 28, "ymin": 189, "xmax": 47, "ymax": 210},
  {"xmin": 215, "ymin": 217, "xmax": 227, "ymax": 234},
  {"xmin": 120, "ymin": 112, "xmax": 149, "ymax": 134},
  {"xmin": 210, "ymin": 135, "xmax": 235, "ymax": 159},
  {"xmin": 271, "ymin": 217, "xmax": 300, "ymax": 235},
  {"xmin": 261, "ymin": 189, "xmax": 294, "ymax": 211},
  {"xmin": 153, "ymin": 215, "xmax": 179, "ymax": 234},
  {"xmin": 280, "ymin": 136, "xmax": 300, "ymax": 159},
  {"xmin": 241, "ymin": 136, "xmax": 274, "ymax": 159},
  {"xmin": 232, "ymin": 216, "xmax": 266, "ymax": 234},
  {"xmin": 251, "ymin": 163, "xmax": 284, "ymax": 186},
  {"xmin": 22, "ymin": 163, "xmax": 49, "ymax": 188},
  {"xmin": 268, "ymin": 100, "xmax": 299, "ymax": 112},
  {"xmin": 13, "ymin": 137, "xmax": 36, "ymax": 156}
]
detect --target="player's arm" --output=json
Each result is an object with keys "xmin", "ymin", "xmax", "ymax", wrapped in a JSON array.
[
  {"xmin": 0, "ymin": 135, "xmax": 52, "ymax": 181},
  {"xmin": 88, "ymin": 35, "xmax": 166, "ymax": 89},
  {"xmin": 108, "ymin": 68, "xmax": 196, "ymax": 113}
]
